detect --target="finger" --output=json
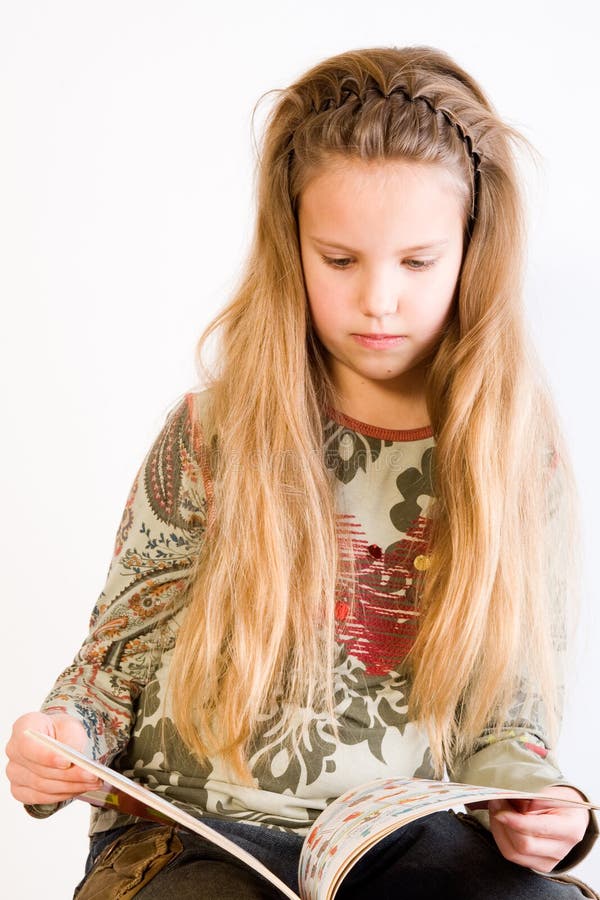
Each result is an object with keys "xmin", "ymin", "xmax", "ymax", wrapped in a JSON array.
[
  {"xmin": 494, "ymin": 809, "xmax": 565, "ymax": 837},
  {"xmin": 52, "ymin": 716, "xmax": 90, "ymax": 754},
  {"xmin": 10, "ymin": 717, "xmax": 88, "ymax": 771},
  {"xmin": 491, "ymin": 822, "xmax": 565, "ymax": 872},
  {"xmin": 7, "ymin": 729, "xmax": 73, "ymax": 771},
  {"xmin": 501, "ymin": 827, "xmax": 571, "ymax": 862},
  {"xmin": 502, "ymin": 850, "xmax": 561, "ymax": 873},
  {"xmin": 526, "ymin": 797, "xmax": 584, "ymax": 813},
  {"xmin": 494, "ymin": 807, "xmax": 587, "ymax": 841},
  {"xmin": 6, "ymin": 753, "xmax": 99, "ymax": 783},
  {"xmin": 488, "ymin": 799, "xmax": 511, "ymax": 816},
  {"xmin": 8, "ymin": 768, "xmax": 103, "ymax": 804},
  {"xmin": 488, "ymin": 797, "xmax": 531, "ymax": 816},
  {"xmin": 8, "ymin": 754, "xmax": 88, "ymax": 782},
  {"xmin": 10, "ymin": 783, "xmax": 101, "ymax": 805},
  {"xmin": 6, "ymin": 759, "xmax": 101, "ymax": 790},
  {"xmin": 7, "ymin": 734, "xmax": 63, "ymax": 771}
]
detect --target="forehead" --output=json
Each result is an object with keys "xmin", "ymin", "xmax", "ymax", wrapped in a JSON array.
[
  {"xmin": 300, "ymin": 155, "xmax": 463, "ymax": 202},
  {"xmin": 297, "ymin": 157, "xmax": 467, "ymax": 239}
]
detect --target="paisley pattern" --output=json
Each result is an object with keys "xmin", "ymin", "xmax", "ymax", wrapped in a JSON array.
[
  {"xmin": 144, "ymin": 397, "xmax": 207, "ymax": 530},
  {"xmin": 42, "ymin": 395, "xmax": 208, "ymax": 765},
  {"xmin": 35, "ymin": 390, "xmax": 568, "ymax": 837}
]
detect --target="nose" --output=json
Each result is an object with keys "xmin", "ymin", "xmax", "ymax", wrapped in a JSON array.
[{"xmin": 358, "ymin": 265, "xmax": 402, "ymax": 320}]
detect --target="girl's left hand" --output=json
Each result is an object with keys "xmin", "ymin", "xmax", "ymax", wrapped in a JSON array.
[{"xmin": 488, "ymin": 784, "xmax": 590, "ymax": 872}]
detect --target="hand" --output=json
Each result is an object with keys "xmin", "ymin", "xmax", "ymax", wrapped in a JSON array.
[
  {"xmin": 6, "ymin": 711, "xmax": 101, "ymax": 805},
  {"xmin": 488, "ymin": 784, "xmax": 590, "ymax": 872}
]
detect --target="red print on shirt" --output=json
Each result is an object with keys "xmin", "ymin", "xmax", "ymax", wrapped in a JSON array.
[{"xmin": 335, "ymin": 515, "xmax": 431, "ymax": 675}]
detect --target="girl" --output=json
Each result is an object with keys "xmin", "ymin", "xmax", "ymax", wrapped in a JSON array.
[{"xmin": 6, "ymin": 46, "xmax": 599, "ymax": 898}]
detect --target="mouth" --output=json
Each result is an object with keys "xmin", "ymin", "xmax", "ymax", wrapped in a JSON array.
[{"xmin": 352, "ymin": 333, "xmax": 407, "ymax": 348}]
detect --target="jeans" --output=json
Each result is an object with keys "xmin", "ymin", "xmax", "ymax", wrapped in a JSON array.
[{"xmin": 76, "ymin": 811, "xmax": 592, "ymax": 899}]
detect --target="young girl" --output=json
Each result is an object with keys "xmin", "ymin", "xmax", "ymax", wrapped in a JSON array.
[{"xmin": 6, "ymin": 45, "xmax": 599, "ymax": 898}]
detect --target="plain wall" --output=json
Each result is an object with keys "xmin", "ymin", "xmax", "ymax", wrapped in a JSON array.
[{"xmin": 1, "ymin": 1, "xmax": 598, "ymax": 895}]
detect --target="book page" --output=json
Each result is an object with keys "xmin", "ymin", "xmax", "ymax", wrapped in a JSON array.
[
  {"xmin": 25, "ymin": 730, "xmax": 301, "ymax": 900},
  {"xmin": 298, "ymin": 776, "xmax": 598, "ymax": 900},
  {"xmin": 79, "ymin": 783, "xmax": 179, "ymax": 825},
  {"xmin": 27, "ymin": 731, "xmax": 596, "ymax": 900}
]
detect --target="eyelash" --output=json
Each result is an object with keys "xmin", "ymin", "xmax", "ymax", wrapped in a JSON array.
[{"xmin": 320, "ymin": 255, "xmax": 436, "ymax": 272}]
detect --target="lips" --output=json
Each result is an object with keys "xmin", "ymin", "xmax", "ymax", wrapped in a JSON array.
[{"xmin": 352, "ymin": 333, "xmax": 407, "ymax": 348}]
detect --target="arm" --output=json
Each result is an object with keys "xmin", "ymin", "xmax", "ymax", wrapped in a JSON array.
[
  {"xmin": 7, "ymin": 393, "xmax": 210, "ymax": 817},
  {"xmin": 452, "ymin": 725, "xmax": 598, "ymax": 872},
  {"xmin": 450, "ymin": 453, "xmax": 598, "ymax": 872}
]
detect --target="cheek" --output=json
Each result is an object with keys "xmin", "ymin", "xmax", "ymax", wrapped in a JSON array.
[
  {"xmin": 307, "ymin": 293, "xmax": 338, "ymax": 337},
  {"xmin": 305, "ymin": 270, "xmax": 345, "ymax": 329},
  {"xmin": 304, "ymin": 277, "xmax": 325, "ymax": 330},
  {"xmin": 408, "ymin": 284, "xmax": 457, "ymax": 338},
  {"xmin": 423, "ymin": 263, "xmax": 460, "ymax": 323}
]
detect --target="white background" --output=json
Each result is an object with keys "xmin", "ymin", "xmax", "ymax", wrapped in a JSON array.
[{"xmin": 1, "ymin": 1, "xmax": 598, "ymax": 896}]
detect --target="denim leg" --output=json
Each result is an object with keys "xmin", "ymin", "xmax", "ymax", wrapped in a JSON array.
[
  {"xmin": 135, "ymin": 853, "xmax": 283, "ymax": 899},
  {"xmin": 193, "ymin": 816, "xmax": 303, "ymax": 893},
  {"xmin": 135, "ymin": 821, "xmax": 303, "ymax": 899},
  {"xmin": 78, "ymin": 819, "xmax": 303, "ymax": 899},
  {"xmin": 337, "ymin": 811, "xmax": 587, "ymax": 899},
  {"xmin": 80, "ymin": 812, "xmax": 592, "ymax": 899}
]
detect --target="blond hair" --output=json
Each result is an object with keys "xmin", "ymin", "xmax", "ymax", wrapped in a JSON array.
[{"xmin": 169, "ymin": 46, "xmax": 578, "ymax": 780}]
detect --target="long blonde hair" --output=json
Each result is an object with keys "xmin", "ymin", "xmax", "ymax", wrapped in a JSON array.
[{"xmin": 169, "ymin": 46, "xmax": 579, "ymax": 780}]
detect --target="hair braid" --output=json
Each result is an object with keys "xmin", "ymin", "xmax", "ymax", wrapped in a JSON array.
[{"xmin": 309, "ymin": 82, "xmax": 482, "ymax": 221}]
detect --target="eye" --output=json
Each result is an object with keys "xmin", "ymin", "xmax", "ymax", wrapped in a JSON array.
[
  {"xmin": 405, "ymin": 259, "xmax": 436, "ymax": 271},
  {"xmin": 321, "ymin": 255, "xmax": 353, "ymax": 270}
]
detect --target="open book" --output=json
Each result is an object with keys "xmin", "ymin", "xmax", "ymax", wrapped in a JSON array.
[{"xmin": 27, "ymin": 730, "xmax": 597, "ymax": 900}]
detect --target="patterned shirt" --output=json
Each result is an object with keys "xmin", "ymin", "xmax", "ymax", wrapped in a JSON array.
[{"xmin": 28, "ymin": 390, "xmax": 597, "ymax": 867}]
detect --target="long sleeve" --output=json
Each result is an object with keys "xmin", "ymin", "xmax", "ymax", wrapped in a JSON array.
[
  {"xmin": 449, "ymin": 451, "xmax": 598, "ymax": 871},
  {"xmin": 449, "ymin": 722, "xmax": 598, "ymax": 871},
  {"xmin": 26, "ymin": 392, "xmax": 211, "ymax": 818}
]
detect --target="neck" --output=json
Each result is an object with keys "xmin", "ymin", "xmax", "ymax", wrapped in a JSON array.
[{"xmin": 332, "ymin": 383, "xmax": 430, "ymax": 430}]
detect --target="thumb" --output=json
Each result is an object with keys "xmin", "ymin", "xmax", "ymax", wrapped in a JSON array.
[
  {"xmin": 507, "ymin": 798, "xmax": 533, "ymax": 814},
  {"xmin": 13, "ymin": 711, "xmax": 87, "ymax": 770},
  {"xmin": 49, "ymin": 714, "xmax": 89, "ymax": 754},
  {"xmin": 489, "ymin": 797, "xmax": 532, "ymax": 818}
]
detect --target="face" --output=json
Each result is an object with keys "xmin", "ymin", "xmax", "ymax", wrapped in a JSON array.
[{"xmin": 297, "ymin": 157, "xmax": 466, "ymax": 417}]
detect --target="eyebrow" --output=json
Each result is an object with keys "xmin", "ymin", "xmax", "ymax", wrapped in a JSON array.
[{"xmin": 309, "ymin": 236, "xmax": 450, "ymax": 253}]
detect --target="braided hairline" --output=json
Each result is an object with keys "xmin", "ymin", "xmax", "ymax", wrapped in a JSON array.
[
  {"xmin": 310, "ymin": 84, "xmax": 481, "ymax": 173},
  {"xmin": 308, "ymin": 83, "xmax": 481, "ymax": 223}
]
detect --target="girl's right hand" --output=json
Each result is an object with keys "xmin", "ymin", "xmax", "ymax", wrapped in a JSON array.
[{"xmin": 5, "ymin": 711, "xmax": 101, "ymax": 805}]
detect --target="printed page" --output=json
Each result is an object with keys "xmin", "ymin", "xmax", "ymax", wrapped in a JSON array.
[
  {"xmin": 298, "ymin": 776, "xmax": 598, "ymax": 900},
  {"xmin": 80, "ymin": 783, "xmax": 179, "ymax": 825},
  {"xmin": 26, "ymin": 730, "xmax": 301, "ymax": 900}
]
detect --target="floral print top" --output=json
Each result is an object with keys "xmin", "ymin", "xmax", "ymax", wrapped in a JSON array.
[{"xmin": 27, "ymin": 390, "xmax": 597, "ymax": 868}]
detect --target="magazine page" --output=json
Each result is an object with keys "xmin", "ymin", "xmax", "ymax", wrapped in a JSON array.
[
  {"xmin": 25, "ymin": 730, "xmax": 301, "ymax": 900},
  {"xmin": 298, "ymin": 776, "xmax": 598, "ymax": 900},
  {"xmin": 27, "ymin": 731, "xmax": 597, "ymax": 900},
  {"xmin": 79, "ymin": 783, "xmax": 179, "ymax": 825}
]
